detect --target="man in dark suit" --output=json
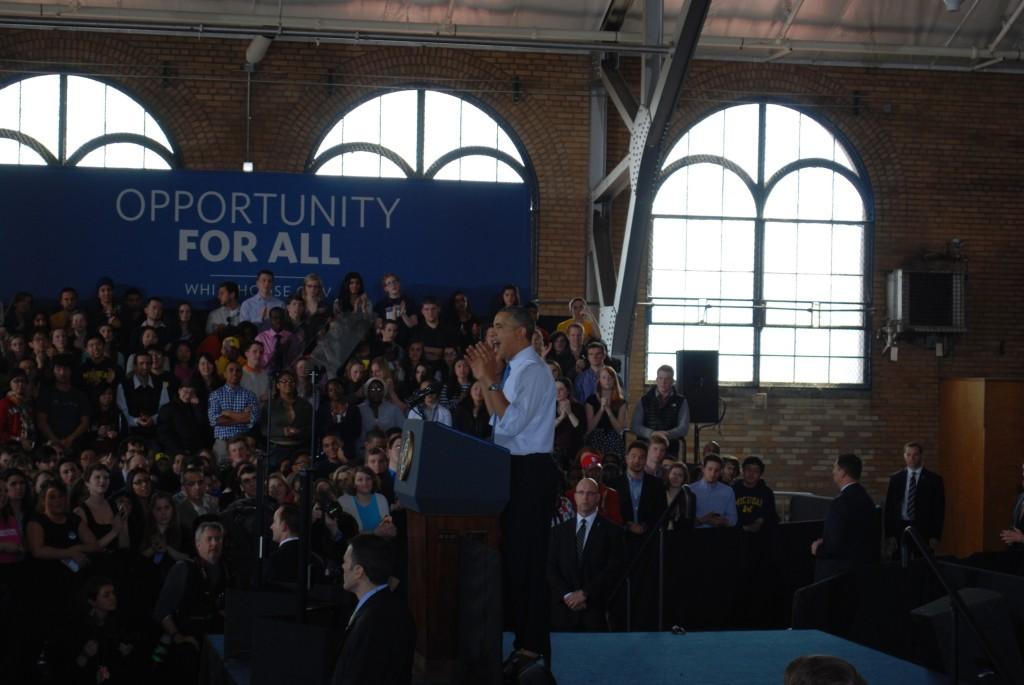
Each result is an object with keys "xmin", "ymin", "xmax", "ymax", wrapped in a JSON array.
[
  {"xmin": 884, "ymin": 441, "xmax": 945, "ymax": 558},
  {"xmin": 609, "ymin": 441, "xmax": 667, "ymax": 534},
  {"xmin": 607, "ymin": 441, "xmax": 666, "ymax": 628},
  {"xmin": 331, "ymin": 534, "xmax": 415, "ymax": 685},
  {"xmin": 547, "ymin": 477, "xmax": 624, "ymax": 631},
  {"xmin": 266, "ymin": 503, "xmax": 325, "ymax": 585},
  {"xmin": 812, "ymin": 453, "xmax": 879, "ymax": 582}
]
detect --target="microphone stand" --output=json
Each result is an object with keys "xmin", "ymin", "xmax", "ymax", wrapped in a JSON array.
[
  {"xmin": 900, "ymin": 526, "xmax": 1014, "ymax": 685},
  {"xmin": 606, "ymin": 483, "xmax": 690, "ymax": 631},
  {"xmin": 296, "ymin": 467, "xmax": 312, "ymax": 624},
  {"xmin": 265, "ymin": 370, "xmax": 277, "ymax": 467},
  {"xmin": 256, "ymin": 370, "xmax": 277, "ymax": 590},
  {"xmin": 308, "ymin": 366, "xmax": 320, "ymax": 459}
]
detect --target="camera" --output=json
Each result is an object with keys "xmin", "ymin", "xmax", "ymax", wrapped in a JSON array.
[{"xmin": 318, "ymin": 493, "xmax": 343, "ymax": 521}]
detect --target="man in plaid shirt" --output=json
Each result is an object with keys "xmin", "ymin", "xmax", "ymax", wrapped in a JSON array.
[{"xmin": 207, "ymin": 360, "xmax": 260, "ymax": 464}]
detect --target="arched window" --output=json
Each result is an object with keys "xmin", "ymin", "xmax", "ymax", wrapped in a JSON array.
[
  {"xmin": 648, "ymin": 103, "xmax": 871, "ymax": 386},
  {"xmin": 0, "ymin": 74, "xmax": 176, "ymax": 169},
  {"xmin": 309, "ymin": 89, "xmax": 529, "ymax": 184}
]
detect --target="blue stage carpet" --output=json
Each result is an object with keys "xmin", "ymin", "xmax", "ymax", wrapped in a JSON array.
[{"xmin": 504, "ymin": 630, "xmax": 946, "ymax": 685}]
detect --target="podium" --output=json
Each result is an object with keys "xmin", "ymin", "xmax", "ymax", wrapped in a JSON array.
[{"xmin": 395, "ymin": 419, "xmax": 510, "ymax": 683}]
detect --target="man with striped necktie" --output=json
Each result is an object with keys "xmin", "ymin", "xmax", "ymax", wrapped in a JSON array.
[{"xmin": 884, "ymin": 441, "xmax": 945, "ymax": 559}]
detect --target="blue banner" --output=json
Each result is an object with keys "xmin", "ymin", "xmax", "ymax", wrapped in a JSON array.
[{"xmin": 0, "ymin": 166, "xmax": 532, "ymax": 310}]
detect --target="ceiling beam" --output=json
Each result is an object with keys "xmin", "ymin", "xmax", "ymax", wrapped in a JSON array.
[
  {"xmin": 609, "ymin": 0, "xmax": 711, "ymax": 362},
  {"xmin": 988, "ymin": 0, "xmax": 1024, "ymax": 52},
  {"xmin": 591, "ymin": 155, "xmax": 631, "ymax": 203},
  {"xmin": 599, "ymin": 0, "xmax": 637, "ymax": 32},
  {"xmin": 775, "ymin": 0, "xmax": 805, "ymax": 43},
  {"xmin": 599, "ymin": 61, "xmax": 639, "ymax": 129}
]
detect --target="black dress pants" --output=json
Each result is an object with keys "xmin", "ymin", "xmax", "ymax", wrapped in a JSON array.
[{"xmin": 501, "ymin": 453, "xmax": 560, "ymax": 663}]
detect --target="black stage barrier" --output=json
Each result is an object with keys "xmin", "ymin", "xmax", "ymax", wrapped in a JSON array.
[{"xmin": 606, "ymin": 519, "xmax": 827, "ymax": 631}]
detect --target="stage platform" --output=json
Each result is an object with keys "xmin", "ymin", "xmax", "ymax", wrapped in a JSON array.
[
  {"xmin": 505, "ymin": 630, "xmax": 947, "ymax": 685},
  {"xmin": 210, "ymin": 629, "xmax": 946, "ymax": 685}
]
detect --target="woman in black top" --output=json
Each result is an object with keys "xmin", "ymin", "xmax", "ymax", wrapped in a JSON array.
[
  {"xmin": 453, "ymin": 382, "xmax": 492, "ymax": 440},
  {"xmin": 74, "ymin": 464, "xmax": 130, "ymax": 583},
  {"xmin": 172, "ymin": 302, "xmax": 203, "ymax": 347},
  {"xmin": 548, "ymin": 332, "xmax": 578, "ymax": 381},
  {"xmin": 553, "ymin": 377, "xmax": 586, "ymax": 470},
  {"xmin": 124, "ymin": 467, "xmax": 152, "ymax": 554},
  {"xmin": 89, "ymin": 384, "xmax": 127, "ymax": 456},
  {"xmin": 190, "ymin": 352, "xmax": 223, "ymax": 412},
  {"xmin": 25, "ymin": 481, "xmax": 99, "ymax": 672}
]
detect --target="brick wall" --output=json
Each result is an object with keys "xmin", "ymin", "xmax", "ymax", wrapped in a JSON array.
[{"xmin": 3, "ymin": 30, "xmax": 1023, "ymax": 505}]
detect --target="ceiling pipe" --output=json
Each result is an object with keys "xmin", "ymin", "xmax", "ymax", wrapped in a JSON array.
[
  {"xmin": 0, "ymin": 16, "xmax": 668, "ymax": 55},
  {"xmin": 0, "ymin": 6, "xmax": 1020, "ymax": 67}
]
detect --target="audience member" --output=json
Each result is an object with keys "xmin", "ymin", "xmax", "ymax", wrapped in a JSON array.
[
  {"xmin": 262, "ymin": 369, "xmax": 313, "ymax": 467},
  {"xmin": 555, "ymin": 297, "xmax": 600, "ymax": 342},
  {"xmin": 206, "ymin": 360, "xmax": 259, "ymax": 463},
  {"xmin": 783, "ymin": 655, "xmax": 867, "ymax": 685},
  {"xmin": 630, "ymin": 364, "xmax": 689, "ymax": 459},
  {"xmin": 339, "ymin": 466, "xmax": 396, "ymax": 538},
  {"xmin": 407, "ymin": 380, "xmax": 452, "ymax": 425},
  {"xmin": 37, "ymin": 353, "xmax": 91, "ymax": 452},
  {"xmin": 239, "ymin": 269, "xmax": 285, "ymax": 327},
  {"xmin": 374, "ymin": 272, "xmax": 418, "ymax": 344},
  {"xmin": 720, "ymin": 455, "xmax": 740, "ymax": 485},
  {"xmin": 572, "ymin": 450, "xmax": 623, "ymax": 526},
  {"xmin": 453, "ymin": 381, "xmax": 492, "ymax": 439},
  {"xmin": 116, "ymin": 352, "xmax": 170, "ymax": 441},
  {"xmin": 573, "ymin": 341, "xmax": 607, "ymax": 403},
  {"xmin": 584, "ymin": 366, "xmax": 627, "ymax": 460},
  {"xmin": 691, "ymin": 455, "xmax": 738, "ymax": 529},
  {"xmin": 157, "ymin": 379, "xmax": 211, "ymax": 455},
  {"xmin": 358, "ymin": 378, "xmax": 405, "ymax": 455},
  {"xmin": 553, "ymin": 377, "xmax": 585, "ymax": 469},
  {"xmin": 733, "ymin": 456, "xmax": 778, "ymax": 533},
  {"xmin": 206, "ymin": 281, "xmax": 242, "ymax": 334}
]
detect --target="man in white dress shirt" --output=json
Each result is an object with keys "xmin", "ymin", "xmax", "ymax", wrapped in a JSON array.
[{"xmin": 467, "ymin": 306, "xmax": 558, "ymax": 665}]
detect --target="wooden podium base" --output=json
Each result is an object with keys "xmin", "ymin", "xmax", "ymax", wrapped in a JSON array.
[{"xmin": 406, "ymin": 510, "xmax": 503, "ymax": 682}]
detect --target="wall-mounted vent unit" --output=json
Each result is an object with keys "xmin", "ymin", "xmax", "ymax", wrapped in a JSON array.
[{"xmin": 886, "ymin": 269, "xmax": 966, "ymax": 334}]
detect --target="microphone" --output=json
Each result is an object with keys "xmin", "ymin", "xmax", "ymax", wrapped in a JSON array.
[{"xmin": 407, "ymin": 386, "xmax": 431, "ymax": 408}]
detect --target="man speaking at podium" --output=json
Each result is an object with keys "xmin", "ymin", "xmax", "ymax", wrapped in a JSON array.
[{"xmin": 467, "ymin": 306, "xmax": 559, "ymax": 666}]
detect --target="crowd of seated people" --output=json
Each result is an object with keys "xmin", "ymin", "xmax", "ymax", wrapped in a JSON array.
[{"xmin": 0, "ymin": 270, "xmax": 798, "ymax": 681}]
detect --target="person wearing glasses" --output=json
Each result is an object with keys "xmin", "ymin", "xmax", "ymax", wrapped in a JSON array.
[{"xmin": 261, "ymin": 370, "xmax": 313, "ymax": 469}]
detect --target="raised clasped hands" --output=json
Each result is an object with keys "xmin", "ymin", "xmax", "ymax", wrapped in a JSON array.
[{"xmin": 465, "ymin": 342, "xmax": 502, "ymax": 385}]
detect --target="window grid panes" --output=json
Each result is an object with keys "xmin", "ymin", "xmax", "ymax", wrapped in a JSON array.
[
  {"xmin": 312, "ymin": 89, "xmax": 525, "ymax": 184},
  {"xmin": 649, "ymin": 103, "xmax": 870, "ymax": 387},
  {"xmin": 0, "ymin": 74, "xmax": 174, "ymax": 169}
]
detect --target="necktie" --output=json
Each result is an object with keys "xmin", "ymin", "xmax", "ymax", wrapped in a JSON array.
[
  {"xmin": 906, "ymin": 472, "xmax": 917, "ymax": 521},
  {"xmin": 499, "ymin": 362, "xmax": 511, "ymax": 390},
  {"xmin": 576, "ymin": 518, "xmax": 587, "ymax": 560}
]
